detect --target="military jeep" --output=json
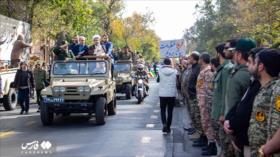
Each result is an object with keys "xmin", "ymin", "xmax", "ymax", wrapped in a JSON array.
[
  {"xmin": 40, "ymin": 56, "xmax": 116, "ymax": 126},
  {"xmin": 113, "ymin": 60, "xmax": 133, "ymax": 99}
]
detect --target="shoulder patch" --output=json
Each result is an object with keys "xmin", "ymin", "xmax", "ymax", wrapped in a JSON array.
[
  {"xmin": 256, "ymin": 111, "xmax": 266, "ymax": 122},
  {"xmin": 197, "ymin": 79, "xmax": 203, "ymax": 88},
  {"xmin": 276, "ymin": 96, "xmax": 280, "ymax": 112}
]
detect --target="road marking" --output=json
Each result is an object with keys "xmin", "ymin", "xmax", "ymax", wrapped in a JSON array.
[
  {"xmin": 150, "ymin": 115, "xmax": 158, "ymax": 119},
  {"xmin": 146, "ymin": 124, "xmax": 155, "ymax": 128},
  {"xmin": 0, "ymin": 113, "xmax": 38, "ymax": 120},
  {"xmin": 0, "ymin": 130, "xmax": 15, "ymax": 139},
  {"xmin": 153, "ymin": 110, "xmax": 160, "ymax": 113},
  {"xmin": 141, "ymin": 136, "xmax": 151, "ymax": 144}
]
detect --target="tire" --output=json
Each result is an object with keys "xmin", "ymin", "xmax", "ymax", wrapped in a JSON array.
[
  {"xmin": 95, "ymin": 97, "xmax": 106, "ymax": 125},
  {"xmin": 108, "ymin": 94, "xmax": 117, "ymax": 116},
  {"xmin": 40, "ymin": 102, "xmax": 54, "ymax": 126},
  {"xmin": 125, "ymin": 84, "xmax": 132, "ymax": 99},
  {"xmin": 3, "ymin": 88, "xmax": 18, "ymax": 111},
  {"xmin": 137, "ymin": 90, "xmax": 143, "ymax": 104}
]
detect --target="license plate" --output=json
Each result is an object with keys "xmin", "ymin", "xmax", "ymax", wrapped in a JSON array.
[{"xmin": 43, "ymin": 97, "xmax": 64, "ymax": 103}]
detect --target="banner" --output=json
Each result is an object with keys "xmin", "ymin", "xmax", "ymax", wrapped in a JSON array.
[
  {"xmin": 0, "ymin": 15, "xmax": 31, "ymax": 61},
  {"xmin": 159, "ymin": 39, "xmax": 186, "ymax": 58}
]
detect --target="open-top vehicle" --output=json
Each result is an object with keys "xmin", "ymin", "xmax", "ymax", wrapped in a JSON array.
[
  {"xmin": 113, "ymin": 60, "xmax": 133, "ymax": 99},
  {"xmin": 40, "ymin": 56, "xmax": 117, "ymax": 126}
]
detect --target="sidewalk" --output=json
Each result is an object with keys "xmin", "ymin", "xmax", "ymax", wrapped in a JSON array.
[{"xmin": 171, "ymin": 103, "xmax": 204, "ymax": 157}]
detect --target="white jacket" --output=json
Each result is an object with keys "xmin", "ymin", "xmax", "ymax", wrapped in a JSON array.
[{"xmin": 158, "ymin": 66, "xmax": 177, "ymax": 97}]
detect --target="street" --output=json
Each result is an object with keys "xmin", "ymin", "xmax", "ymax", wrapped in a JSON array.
[{"xmin": 0, "ymin": 80, "xmax": 203, "ymax": 157}]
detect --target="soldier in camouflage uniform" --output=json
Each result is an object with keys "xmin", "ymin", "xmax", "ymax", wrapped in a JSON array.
[
  {"xmin": 193, "ymin": 53, "xmax": 217, "ymax": 156},
  {"xmin": 187, "ymin": 52, "xmax": 202, "ymax": 139},
  {"xmin": 247, "ymin": 49, "xmax": 280, "ymax": 157}
]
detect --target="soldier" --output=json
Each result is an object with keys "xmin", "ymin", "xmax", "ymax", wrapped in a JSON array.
[
  {"xmin": 224, "ymin": 39, "xmax": 238, "ymax": 61},
  {"xmin": 193, "ymin": 53, "xmax": 217, "ymax": 155},
  {"xmin": 219, "ymin": 39, "xmax": 256, "ymax": 157},
  {"xmin": 211, "ymin": 43, "xmax": 234, "ymax": 157},
  {"xmin": 118, "ymin": 45, "xmax": 132, "ymax": 60},
  {"xmin": 33, "ymin": 63, "xmax": 48, "ymax": 112},
  {"xmin": 223, "ymin": 48, "xmax": 265, "ymax": 156},
  {"xmin": 52, "ymin": 40, "xmax": 75, "ymax": 61},
  {"xmin": 180, "ymin": 58, "xmax": 190, "ymax": 105},
  {"xmin": 187, "ymin": 52, "xmax": 202, "ymax": 139},
  {"xmin": 221, "ymin": 38, "xmax": 256, "ymax": 157},
  {"xmin": 247, "ymin": 49, "xmax": 280, "ymax": 157},
  {"xmin": 181, "ymin": 57, "xmax": 196, "ymax": 133}
]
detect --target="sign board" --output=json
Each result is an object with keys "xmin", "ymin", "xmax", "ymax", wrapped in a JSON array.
[
  {"xmin": 159, "ymin": 39, "xmax": 186, "ymax": 58},
  {"xmin": 0, "ymin": 15, "xmax": 31, "ymax": 62}
]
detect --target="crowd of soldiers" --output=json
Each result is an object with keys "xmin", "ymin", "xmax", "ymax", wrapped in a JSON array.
[{"xmin": 177, "ymin": 38, "xmax": 280, "ymax": 157}]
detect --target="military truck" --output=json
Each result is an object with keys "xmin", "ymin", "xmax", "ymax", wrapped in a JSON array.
[
  {"xmin": 40, "ymin": 56, "xmax": 117, "ymax": 126},
  {"xmin": 113, "ymin": 60, "xmax": 133, "ymax": 99}
]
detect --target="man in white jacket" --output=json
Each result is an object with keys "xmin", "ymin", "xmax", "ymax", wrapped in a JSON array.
[{"xmin": 157, "ymin": 58, "xmax": 178, "ymax": 133}]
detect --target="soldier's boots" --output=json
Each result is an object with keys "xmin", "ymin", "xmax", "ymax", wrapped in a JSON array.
[
  {"xmin": 187, "ymin": 128, "xmax": 196, "ymax": 135},
  {"xmin": 201, "ymin": 142, "xmax": 217, "ymax": 156},
  {"xmin": 192, "ymin": 135, "xmax": 207, "ymax": 147}
]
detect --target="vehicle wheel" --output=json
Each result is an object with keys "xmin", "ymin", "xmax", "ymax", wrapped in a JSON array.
[
  {"xmin": 137, "ymin": 91, "xmax": 143, "ymax": 104},
  {"xmin": 108, "ymin": 94, "xmax": 117, "ymax": 116},
  {"xmin": 95, "ymin": 97, "xmax": 106, "ymax": 125},
  {"xmin": 3, "ymin": 88, "xmax": 17, "ymax": 111},
  {"xmin": 125, "ymin": 84, "xmax": 132, "ymax": 99},
  {"xmin": 40, "ymin": 103, "xmax": 54, "ymax": 126}
]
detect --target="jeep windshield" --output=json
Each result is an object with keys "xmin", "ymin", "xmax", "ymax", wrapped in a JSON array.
[
  {"xmin": 114, "ymin": 63, "xmax": 131, "ymax": 73},
  {"xmin": 53, "ymin": 61, "xmax": 107, "ymax": 75}
]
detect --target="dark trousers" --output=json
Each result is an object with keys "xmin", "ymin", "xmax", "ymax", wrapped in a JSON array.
[
  {"xmin": 36, "ymin": 89, "xmax": 43, "ymax": 108},
  {"xmin": 18, "ymin": 88, "xmax": 30, "ymax": 112},
  {"xmin": 160, "ymin": 97, "xmax": 175, "ymax": 129}
]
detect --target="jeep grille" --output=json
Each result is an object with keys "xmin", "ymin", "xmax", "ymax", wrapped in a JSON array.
[{"xmin": 64, "ymin": 87, "xmax": 79, "ymax": 96}]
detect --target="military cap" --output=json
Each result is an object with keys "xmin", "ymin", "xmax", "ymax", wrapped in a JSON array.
[{"xmin": 235, "ymin": 38, "xmax": 256, "ymax": 54}]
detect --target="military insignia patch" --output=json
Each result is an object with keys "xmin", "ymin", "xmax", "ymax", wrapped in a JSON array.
[
  {"xmin": 197, "ymin": 79, "xmax": 203, "ymax": 88},
  {"xmin": 276, "ymin": 96, "xmax": 280, "ymax": 112},
  {"xmin": 208, "ymin": 83, "xmax": 214, "ymax": 90},
  {"xmin": 256, "ymin": 111, "xmax": 265, "ymax": 122}
]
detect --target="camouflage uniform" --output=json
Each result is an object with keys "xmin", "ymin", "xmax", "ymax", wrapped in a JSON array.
[
  {"xmin": 248, "ymin": 78, "xmax": 280, "ymax": 157},
  {"xmin": 181, "ymin": 67, "xmax": 191, "ymax": 107},
  {"xmin": 188, "ymin": 63, "xmax": 202, "ymax": 133},
  {"xmin": 196, "ymin": 65, "xmax": 215, "ymax": 140}
]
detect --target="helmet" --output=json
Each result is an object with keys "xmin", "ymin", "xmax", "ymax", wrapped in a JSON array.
[{"xmin": 137, "ymin": 64, "xmax": 144, "ymax": 71}]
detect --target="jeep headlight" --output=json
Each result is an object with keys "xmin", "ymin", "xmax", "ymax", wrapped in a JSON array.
[
  {"xmin": 60, "ymin": 87, "xmax": 66, "ymax": 93},
  {"xmin": 53, "ymin": 86, "xmax": 65, "ymax": 93},
  {"xmin": 78, "ymin": 86, "xmax": 91, "ymax": 93},
  {"xmin": 53, "ymin": 87, "xmax": 60, "ymax": 93}
]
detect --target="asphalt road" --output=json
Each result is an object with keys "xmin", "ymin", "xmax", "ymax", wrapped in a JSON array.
[{"xmin": 0, "ymin": 80, "xmax": 204, "ymax": 157}]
